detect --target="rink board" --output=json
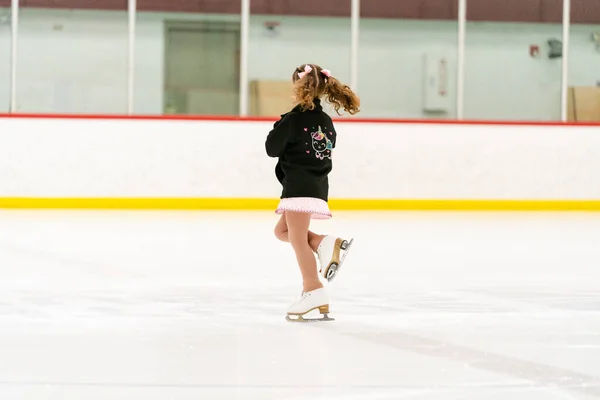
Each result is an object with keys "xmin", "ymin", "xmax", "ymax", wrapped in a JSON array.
[{"xmin": 1, "ymin": 114, "xmax": 599, "ymax": 211}]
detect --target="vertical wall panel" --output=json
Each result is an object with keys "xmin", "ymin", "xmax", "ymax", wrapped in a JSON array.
[
  {"xmin": 571, "ymin": 0, "xmax": 600, "ymax": 23},
  {"xmin": 468, "ymin": 0, "xmax": 542, "ymax": 22},
  {"xmin": 541, "ymin": 0, "xmax": 564, "ymax": 23},
  {"xmin": 362, "ymin": 0, "xmax": 421, "ymax": 19},
  {"xmin": 421, "ymin": 0, "xmax": 455, "ymax": 20}
]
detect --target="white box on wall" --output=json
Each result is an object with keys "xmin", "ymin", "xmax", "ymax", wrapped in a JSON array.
[{"xmin": 422, "ymin": 54, "xmax": 451, "ymax": 113}]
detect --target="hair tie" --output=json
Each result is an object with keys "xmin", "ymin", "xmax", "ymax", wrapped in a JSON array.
[
  {"xmin": 321, "ymin": 69, "xmax": 332, "ymax": 78},
  {"xmin": 297, "ymin": 65, "xmax": 312, "ymax": 79}
]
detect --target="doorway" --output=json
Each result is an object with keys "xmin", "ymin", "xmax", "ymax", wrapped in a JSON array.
[{"xmin": 164, "ymin": 20, "xmax": 240, "ymax": 115}]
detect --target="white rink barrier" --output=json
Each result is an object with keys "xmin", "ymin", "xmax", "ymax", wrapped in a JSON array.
[{"xmin": 0, "ymin": 116, "xmax": 599, "ymax": 200}]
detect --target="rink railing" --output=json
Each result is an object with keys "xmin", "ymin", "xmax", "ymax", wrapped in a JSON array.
[
  {"xmin": 2, "ymin": 113, "xmax": 600, "ymax": 126},
  {"xmin": 1, "ymin": 114, "xmax": 599, "ymax": 212}
]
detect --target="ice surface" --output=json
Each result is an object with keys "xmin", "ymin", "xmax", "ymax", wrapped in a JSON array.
[{"xmin": 1, "ymin": 210, "xmax": 600, "ymax": 400}]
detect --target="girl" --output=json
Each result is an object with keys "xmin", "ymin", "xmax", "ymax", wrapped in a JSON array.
[{"xmin": 265, "ymin": 63, "xmax": 361, "ymax": 322}]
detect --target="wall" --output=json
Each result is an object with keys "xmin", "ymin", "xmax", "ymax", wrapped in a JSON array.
[
  {"xmin": 1, "ymin": 117, "xmax": 599, "ymax": 201},
  {"xmin": 0, "ymin": 8, "xmax": 599, "ymax": 119},
  {"xmin": 4, "ymin": 0, "xmax": 600, "ymax": 22}
]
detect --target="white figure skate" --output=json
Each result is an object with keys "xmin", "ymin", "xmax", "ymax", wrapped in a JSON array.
[
  {"xmin": 286, "ymin": 287, "xmax": 334, "ymax": 322},
  {"xmin": 316, "ymin": 236, "xmax": 354, "ymax": 282}
]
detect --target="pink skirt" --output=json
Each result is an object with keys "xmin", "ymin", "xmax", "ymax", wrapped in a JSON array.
[{"xmin": 275, "ymin": 197, "xmax": 332, "ymax": 219}]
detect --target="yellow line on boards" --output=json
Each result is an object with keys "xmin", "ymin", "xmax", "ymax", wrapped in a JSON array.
[{"xmin": 0, "ymin": 198, "xmax": 599, "ymax": 211}]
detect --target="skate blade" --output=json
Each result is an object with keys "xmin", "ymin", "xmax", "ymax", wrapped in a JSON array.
[
  {"xmin": 286, "ymin": 305, "xmax": 335, "ymax": 323},
  {"xmin": 325, "ymin": 238, "xmax": 354, "ymax": 282},
  {"xmin": 286, "ymin": 313, "xmax": 335, "ymax": 323}
]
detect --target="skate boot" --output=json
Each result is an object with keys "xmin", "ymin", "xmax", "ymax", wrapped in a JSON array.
[
  {"xmin": 316, "ymin": 235, "xmax": 354, "ymax": 282},
  {"xmin": 286, "ymin": 287, "xmax": 334, "ymax": 322}
]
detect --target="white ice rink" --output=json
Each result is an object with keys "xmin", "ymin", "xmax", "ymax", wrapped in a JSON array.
[{"xmin": 1, "ymin": 210, "xmax": 600, "ymax": 400}]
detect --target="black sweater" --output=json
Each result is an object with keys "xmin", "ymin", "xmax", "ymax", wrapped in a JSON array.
[{"xmin": 265, "ymin": 99, "xmax": 337, "ymax": 202}]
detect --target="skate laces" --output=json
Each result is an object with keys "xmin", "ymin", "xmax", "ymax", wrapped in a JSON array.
[
  {"xmin": 317, "ymin": 241, "xmax": 327, "ymax": 259},
  {"xmin": 292, "ymin": 291, "xmax": 308, "ymax": 306},
  {"xmin": 317, "ymin": 237, "xmax": 336, "ymax": 260}
]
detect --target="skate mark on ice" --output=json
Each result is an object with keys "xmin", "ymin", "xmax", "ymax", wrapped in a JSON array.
[
  {"xmin": 0, "ymin": 380, "xmax": 589, "ymax": 391},
  {"xmin": 330, "ymin": 324, "xmax": 600, "ymax": 398},
  {"xmin": 463, "ymin": 287, "xmax": 600, "ymax": 312},
  {"xmin": 0, "ymin": 241, "xmax": 143, "ymax": 279}
]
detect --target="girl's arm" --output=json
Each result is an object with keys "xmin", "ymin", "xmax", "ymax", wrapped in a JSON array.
[
  {"xmin": 265, "ymin": 113, "xmax": 295, "ymax": 157},
  {"xmin": 272, "ymin": 112, "xmax": 290, "ymax": 129}
]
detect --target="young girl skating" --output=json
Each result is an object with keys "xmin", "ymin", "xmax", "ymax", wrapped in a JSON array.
[{"xmin": 265, "ymin": 63, "xmax": 361, "ymax": 322}]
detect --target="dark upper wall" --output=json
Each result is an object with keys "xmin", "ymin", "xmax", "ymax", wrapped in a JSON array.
[{"xmin": 0, "ymin": 0, "xmax": 599, "ymax": 23}]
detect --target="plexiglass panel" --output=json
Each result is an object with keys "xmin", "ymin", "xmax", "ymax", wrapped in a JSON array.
[
  {"xmin": 248, "ymin": 2, "xmax": 351, "ymax": 117},
  {"xmin": 464, "ymin": 0, "xmax": 564, "ymax": 121},
  {"xmin": 135, "ymin": 1, "xmax": 242, "ymax": 115},
  {"xmin": 567, "ymin": 3, "xmax": 600, "ymax": 122},
  {"xmin": 16, "ymin": 6, "xmax": 128, "ymax": 114},
  {"xmin": 0, "ymin": 6, "xmax": 10, "ymax": 112},
  {"xmin": 359, "ymin": 0, "xmax": 459, "ymax": 119}
]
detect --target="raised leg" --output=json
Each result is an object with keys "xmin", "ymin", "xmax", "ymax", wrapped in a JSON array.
[{"xmin": 274, "ymin": 212, "xmax": 324, "ymax": 252}]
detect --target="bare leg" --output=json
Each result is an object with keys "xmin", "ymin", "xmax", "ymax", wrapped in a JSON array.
[
  {"xmin": 274, "ymin": 212, "xmax": 324, "ymax": 252},
  {"xmin": 285, "ymin": 211, "xmax": 323, "ymax": 293}
]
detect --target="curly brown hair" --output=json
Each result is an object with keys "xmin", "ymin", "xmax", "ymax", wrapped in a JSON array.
[{"xmin": 292, "ymin": 63, "xmax": 360, "ymax": 116}]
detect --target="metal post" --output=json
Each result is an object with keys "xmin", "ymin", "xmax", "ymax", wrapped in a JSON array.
[
  {"xmin": 457, "ymin": 0, "xmax": 466, "ymax": 120},
  {"xmin": 9, "ymin": 0, "xmax": 19, "ymax": 113},
  {"xmin": 350, "ymin": 0, "xmax": 360, "ymax": 92},
  {"xmin": 239, "ymin": 0, "xmax": 250, "ymax": 116},
  {"xmin": 127, "ymin": 0, "xmax": 136, "ymax": 115},
  {"xmin": 561, "ymin": 0, "xmax": 571, "ymax": 122}
]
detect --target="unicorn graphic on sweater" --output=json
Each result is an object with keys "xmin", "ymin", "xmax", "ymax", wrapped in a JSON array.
[{"xmin": 310, "ymin": 126, "xmax": 333, "ymax": 160}]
